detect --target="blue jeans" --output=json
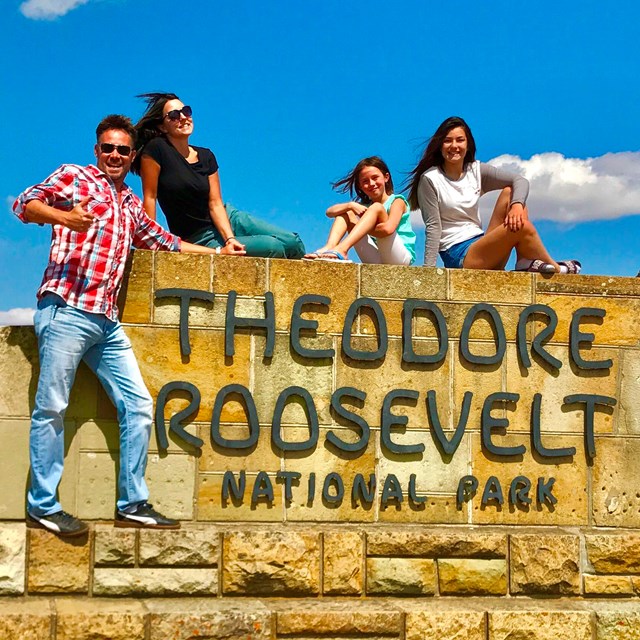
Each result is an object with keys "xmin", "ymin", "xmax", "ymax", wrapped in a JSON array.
[
  {"xmin": 28, "ymin": 294, "xmax": 153, "ymax": 516},
  {"xmin": 188, "ymin": 204, "xmax": 306, "ymax": 259}
]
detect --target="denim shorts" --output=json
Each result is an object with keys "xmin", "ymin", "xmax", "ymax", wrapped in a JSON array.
[{"xmin": 439, "ymin": 233, "xmax": 484, "ymax": 269}]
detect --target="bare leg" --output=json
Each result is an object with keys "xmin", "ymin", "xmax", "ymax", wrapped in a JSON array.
[
  {"xmin": 331, "ymin": 203, "xmax": 389, "ymax": 259},
  {"xmin": 465, "ymin": 188, "xmax": 559, "ymax": 271},
  {"xmin": 304, "ymin": 214, "xmax": 353, "ymax": 258}
]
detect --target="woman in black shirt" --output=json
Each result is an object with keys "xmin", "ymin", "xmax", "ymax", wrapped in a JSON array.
[{"xmin": 133, "ymin": 93, "xmax": 305, "ymax": 258}]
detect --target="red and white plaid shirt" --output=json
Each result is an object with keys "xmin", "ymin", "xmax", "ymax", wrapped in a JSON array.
[{"xmin": 13, "ymin": 164, "xmax": 181, "ymax": 321}]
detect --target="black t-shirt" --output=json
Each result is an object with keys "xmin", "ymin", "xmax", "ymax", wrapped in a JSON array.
[{"xmin": 142, "ymin": 136, "xmax": 219, "ymax": 238}]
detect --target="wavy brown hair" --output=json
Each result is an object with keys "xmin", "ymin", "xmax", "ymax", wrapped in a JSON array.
[
  {"xmin": 406, "ymin": 116, "xmax": 476, "ymax": 209},
  {"xmin": 333, "ymin": 156, "xmax": 393, "ymax": 205}
]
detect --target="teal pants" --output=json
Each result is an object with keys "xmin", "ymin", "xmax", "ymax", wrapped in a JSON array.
[{"xmin": 188, "ymin": 204, "xmax": 305, "ymax": 259}]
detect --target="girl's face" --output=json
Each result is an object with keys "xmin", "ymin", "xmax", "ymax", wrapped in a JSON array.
[
  {"xmin": 160, "ymin": 99, "xmax": 194, "ymax": 138},
  {"xmin": 441, "ymin": 126, "xmax": 468, "ymax": 165},
  {"xmin": 358, "ymin": 165, "xmax": 389, "ymax": 202}
]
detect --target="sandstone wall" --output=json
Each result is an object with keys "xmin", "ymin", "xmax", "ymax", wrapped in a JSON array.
[{"xmin": 2, "ymin": 253, "xmax": 640, "ymax": 638}]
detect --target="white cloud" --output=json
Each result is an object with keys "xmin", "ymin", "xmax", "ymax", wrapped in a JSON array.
[
  {"xmin": 0, "ymin": 308, "xmax": 35, "ymax": 326},
  {"xmin": 19, "ymin": 0, "xmax": 89, "ymax": 20},
  {"xmin": 484, "ymin": 151, "xmax": 640, "ymax": 223}
]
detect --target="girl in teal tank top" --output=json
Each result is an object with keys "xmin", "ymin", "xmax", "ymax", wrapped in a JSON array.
[{"xmin": 304, "ymin": 156, "xmax": 416, "ymax": 265}]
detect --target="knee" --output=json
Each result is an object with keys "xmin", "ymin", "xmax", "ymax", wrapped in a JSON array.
[{"xmin": 283, "ymin": 232, "xmax": 306, "ymax": 259}]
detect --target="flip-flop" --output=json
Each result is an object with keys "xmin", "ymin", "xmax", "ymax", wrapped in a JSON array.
[
  {"xmin": 558, "ymin": 259, "xmax": 582, "ymax": 274},
  {"xmin": 316, "ymin": 250, "xmax": 353, "ymax": 263},
  {"xmin": 515, "ymin": 259, "xmax": 556, "ymax": 273}
]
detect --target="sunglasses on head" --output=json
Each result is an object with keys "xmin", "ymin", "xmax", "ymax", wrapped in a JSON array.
[
  {"xmin": 163, "ymin": 105, "xmax": 193, "ymax": 122},
  {"xmin": 99, "ymin": 143, "xmax": 132, "ymax": 156}
]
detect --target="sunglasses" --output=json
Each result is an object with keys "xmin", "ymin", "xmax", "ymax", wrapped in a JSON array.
[
  {"xmin": 163, "ymin": 105, "xmax": 193, "ymax": 122},
  {"xmin": 99, "ymin": 143, "xmax": 132, "ymax": 156}
]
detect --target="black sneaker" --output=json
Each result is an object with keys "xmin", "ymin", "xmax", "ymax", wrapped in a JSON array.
[
  {"xmin": 27, "ymin": 511, "xmax": 88, "ymax": 537},
  {"xmin": 115, "ymin": 502, "xmax": 180, "ymax": 529}
]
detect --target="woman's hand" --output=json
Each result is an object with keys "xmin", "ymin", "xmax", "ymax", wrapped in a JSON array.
[
  {"xmin": 221, "ymin": 238, "xmax": 246, "ymax": 255},
  {"xmin": 505, "ymin": 202, "xmax": 527, "ymax": 232},
  {"xmin": 350, "ymin": 202, "xmax": 368, "ymax": 216}
]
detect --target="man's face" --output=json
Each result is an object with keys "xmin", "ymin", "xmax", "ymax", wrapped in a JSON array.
[{"xmin": 94, "ymin": 129, "xmax": 135, "ymax": 186}]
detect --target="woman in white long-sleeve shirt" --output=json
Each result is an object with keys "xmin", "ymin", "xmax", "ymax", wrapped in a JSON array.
[{"xmin": 407, "ymin": 116, "xmax": 580, "ymax": 273}]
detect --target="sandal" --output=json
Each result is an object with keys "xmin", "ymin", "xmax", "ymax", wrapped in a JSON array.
[
  {"xmin": 515, "ymin": 259, "xmax": 556, "ymax": 273},
  {"xmin": 302, "ymin": 252, "xmax": 322, "ymax": 261},
  {"xmin": 558, "ymin": 260, "xmax": 582, "ymax": 274},
  {"xmin": 316, "ymin": 250, "xmax": 353, "ymax": 263}
]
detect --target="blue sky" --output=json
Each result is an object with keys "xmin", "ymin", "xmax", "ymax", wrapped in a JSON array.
[{"xmin": 2, "ymin": 0, "xmax": 640, "ymax": 322}]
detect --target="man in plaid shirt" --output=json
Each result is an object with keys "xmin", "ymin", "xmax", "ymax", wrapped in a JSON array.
[{"xmin": 13, "ymin": 114, "xmax": 244, "ymax": 536}]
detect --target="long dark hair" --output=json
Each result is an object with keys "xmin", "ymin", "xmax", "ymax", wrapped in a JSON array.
[
  {"xmin": 406, "ymin": 116, "xmax": 476, "ymax": 209},
  {"xmin": 333, "ymin": 156, "xmax": 394, "ymax": 204},
  {"xmin": 131, "ymin": 92, "xmax": 179, "ymax": 174}
]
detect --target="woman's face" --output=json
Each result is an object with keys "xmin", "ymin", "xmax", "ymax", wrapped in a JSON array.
[
  {"xmin": 357, "ymin": 165, "xmax": 389, "ymax": 202},
  {"xmin": 441, "ymin": 126, "xmax": 468, "ymax": 165},
  {"xmin": 160, "ymin": 99, "xmax": 194, "ymax": 138}
]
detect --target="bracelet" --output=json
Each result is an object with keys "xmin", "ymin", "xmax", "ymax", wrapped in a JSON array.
[
  {"xmin": 224, "ymin": 236, "xmax": 236, "ymax": 245},
  {"xmin": 215, "ymin": 246, "xmax": 221, "ymax": 255}
]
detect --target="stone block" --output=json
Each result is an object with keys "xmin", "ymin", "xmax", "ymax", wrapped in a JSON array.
[
  {"xmin": 323, "ymin": 531, "xmax": 363, "ymax": 595},
  {"xmin": 535, "ymin": 293, "xmax": 640, "ymax": 346},
  {"xmin": 470, "ymin": 433, "xmax": 588, "ymax": 525},
  {"xmin": 213, "ymin": 255, "xmax": 268, "ymax": 296},
  {"xmin": 0, "ymin": 523, "xmax": 26, "ymax": 594},
  {"xmin": 449, "ymin": 269, "xmax": 534, "ymax": 304},
  {"xmin": 28, "ymin": 528, "xmax": 90, "ymax": 593},
  {"xmin": 405, "ymin": 609, "xmax": 486, "ymax": 640},
  {"xmin": 118, "ymin": 249, "xmax": 153, "ymax": 324},
  {"xmin": 269, "ymin": 259, "xmax": 359, "ymax": 332},
  {"xmin": 197, "ymin": 473, "xmax": 284, "ymax": 522},
  {"xmin": 366, "ymin": 557, "xmax": 436, "ymax": 595},
  {"xmin": 619, "ymin": 349, "xmax": 640, "ymax": 434},
  {"xmin": 360, "ymin": 264, "xmax": 447, "ymax": 300},
  {"xmin": 0, "ymin": 326, "xmax": 38, "ymax": 418},
  {"xmin": 94, "ymin": 526, "xmax": 136, "ymax": 566},
  {"xmin": 419, "ymin": 302, "xmax": 525, "ymax": 342},
  {"xmin": 0, "ymin": 599, "xmax": 51, "ymax": 640},
  {"xmin": 489, "ymin": 611, "xmax": 593, "ymax": 640},
  {"xmin": 378, "ymin": 431, "xmax": 470, "ymax": 495},
  {"xmin": 145, "ymin": 452, "xmax": 196, "ymax": 520},
  {"xmin": 596, "ymin": 612, "xmax": 640, "ymax": 640},
  {"xmin": 592, "ymin": 438, "xmax": 640, "ymax": 527},
  {"xmin": 367, "ymin": 531, "xmax": 507, "ymax": 558},
  {"xmin": 93, "ymin": 567, "xmax": 217, "ymax": 596},
  {"xmin": 377, "ymin": 494, "xmax": 467, "ymax": 525},
  {"xmin": 584, "ymin": 574, "xmax": 635, "ymax": 596},
  {"xmin": 139, "ymin": 527, "xmax": 218, "ymax": 566},
  {"xmin": 536, "ymin": 273, "xmax": 640, "ymax": 297},
  {"xmin": 366, "ymin": 299, "xmax": 404, "ymax": 337},
  {"xmin": 198, "ymin": 424, "xmax": 282, "ymax": 474},
  {"xmin": 154, "ymin": 251, "xmax": 212, "ymax": 291},
  {"xmin": 586, "ymin": 533, "xmax": 640, "ymax": 573},
  {"xmin": 253, "ymin": 333, "xmax": 333, "ymax": 425},
  {"xmin": 76, "ymin": 451, "xmax": 118, "ymax": 520},
  {"xmin": 283, "ymin": 427, "xmax": 376, "ymax": 523},
  {"xmin": 223, "ymin": 530, "xmax": 320, "ymax": 595},
  {"xmin": 275, "ymin": 602, "xmax": 402, "ymax": 635},
  {"xmin": 55, "ymin": 598, "xmax": 146, "ymax": 640},
  {"xmin": 438, "ymin": 558, "xmax": 507, "ymax": 595},
  {"xmin": 453, "ymin": 341, "xmax": 505, "ymax": 431},
  {"xmin": 504, "ymin": 343, "xmax": 617, "ymax": 434},
  {"xmin": 510, "ymin": 533, "xmax": 580, "ymax": 595},
  {"xmin": 127, "ymin": 326, "xmax": 251, "ymax": 424},
  {"xmin": 0, "ymin": 419, "xmax": 30, "ymax": 519},
  {"xmin": 147, "ymin": 599, "xmax": 273, "ymax": 640},
  {"xmin": 336, "ymin": 337, "xmax": 449, "ymax": 428}
]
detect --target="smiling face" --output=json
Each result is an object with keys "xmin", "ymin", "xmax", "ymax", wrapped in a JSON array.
[
  {"xmin": 441, "ymin": 126, "xmax": 468, "ymax": 167},
  {"xmin": 160, "ymin": 98, "xmax": 194, "ymax": 139},
  {"xmin": 94, "ymin": 129, "xmax": 135, "ymax": 188},
  {"xmin": 357, "ymin": 165, "xmax": 390, "ymax": 203}
]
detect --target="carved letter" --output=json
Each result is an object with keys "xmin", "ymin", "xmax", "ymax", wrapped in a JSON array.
[
  {"xmin": 290, "ymin": 294, "xmax": 335, "ymax": 359},
  {"xmin": 342, "ymin": 297, "xmax": 388, "ymax": 361},
  {"xmin": 402, "ymin": 299, "xmax": 448, "ymax": 364},
  {"xmin": 481, "ymin": 392, "xmax": 525, "ymax": 456},
  {"xmin": 225, "ymin": 290, "xmax": 275, "ymax": 357},
  {"xmin": 570, "ymin": 308, "xmax": 613, "ymax": 371}
]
